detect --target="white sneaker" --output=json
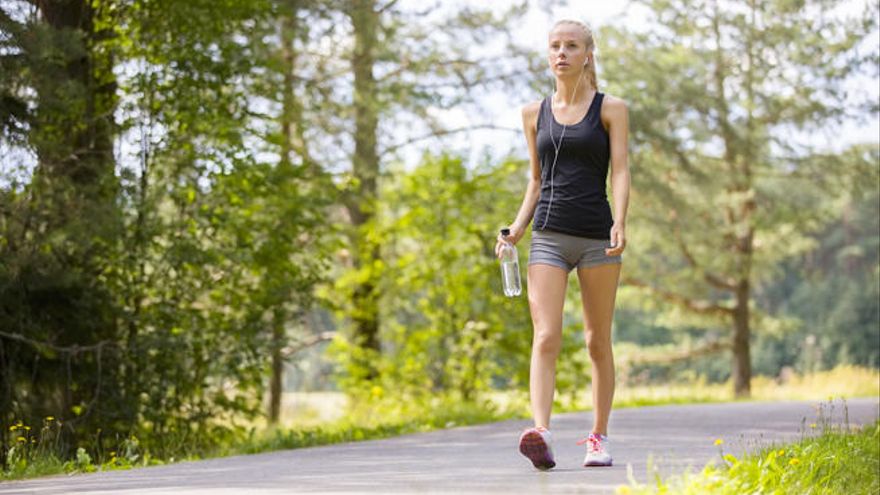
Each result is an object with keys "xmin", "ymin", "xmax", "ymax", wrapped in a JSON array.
[
  {"xmin": 518, "ymin": 426, "xmax": 556, "ymax": 470},
  {"xmin": 579, "ymin": 432, "xmax": 612, "ymax": 467}
]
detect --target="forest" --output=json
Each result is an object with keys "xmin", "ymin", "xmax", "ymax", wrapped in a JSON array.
[{"xmin": 0, "ymin": 0, "xmax": 877, "ymax": 471}]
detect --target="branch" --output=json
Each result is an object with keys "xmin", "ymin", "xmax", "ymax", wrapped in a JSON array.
[
  {"xmin": 628, "ymin": 339, "xmax": 730, "ymax": 366},
  {"xmin": 0, "ymin": 330, "xmax": 117, "ymax": 355},
  {"xmin": 623, "ymin": 277, "xmax": 734, "ymax": 318},
  {"xmin": 377, "ymin": 0, "xmax": 400, "ymax": 14},
  {"xmin": 0, "ymin": 6, "xmax": 25, "ymax": 38},
  {"xmin": 672, "ymin": 222, "xmax": 737, "ymax": 291},
  {"xmin": 380, "ymin": 123, "xmax": 519, "ymax": 154},
  {"xmin": 281, "ymin": 331, "xmax": 336, "ymax": 358}
]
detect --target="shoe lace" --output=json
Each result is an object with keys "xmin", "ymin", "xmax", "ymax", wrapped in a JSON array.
[{"xmin": 576, "ymin": 433, "xmax": 604, "ymax": 453}]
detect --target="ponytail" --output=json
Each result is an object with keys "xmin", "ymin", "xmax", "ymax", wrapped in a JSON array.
[{"xmin": 586, "ymin": 57, "xmax": 598, "ymax": 91}]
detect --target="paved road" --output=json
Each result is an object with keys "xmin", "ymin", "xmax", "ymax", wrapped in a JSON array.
[{"xmin": 2, "ymin": 398, "xmax": 878, "ymax": 495}]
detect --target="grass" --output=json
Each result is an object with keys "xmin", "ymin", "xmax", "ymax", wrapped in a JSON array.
[
  {"xmin": 617, "ymin": 399, "xmax": 880, "ymax": 495},
  {"xmin": 1, "ymin": 396, "xmax": 518, "ymax": 481},
  {"xmin": 2, "ymin": 365, "xmax": 878, "ymax": 482},
  {"xmin": 491, "ymin": 364, "xmax": 880, "ymax": 414}
]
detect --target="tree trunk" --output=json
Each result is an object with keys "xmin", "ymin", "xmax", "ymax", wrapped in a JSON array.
[
  {"xmin": 31, "ymin": 0, "xmax": 120, "ymax": 420},
  {"xmin": 35, "ymin": 0, "xmax": 117, "ymax": 200},
  {"xmin": 732, "ymin": 280, "xmax": 751, "ymax": 397},
  {"xmin": 266, "ymin": 4, "xmax": 305, "ymax": 425},
  {"xmin": 269, "ymin": 314, "xmax": 285, "ymax": 424},
  {"xmin": 347, "ymin": 0, "xmax": 382, "ymax": 374},
  {"xmin": 712, "ymin": 0, "xmax": 755, "ymax": 398}
]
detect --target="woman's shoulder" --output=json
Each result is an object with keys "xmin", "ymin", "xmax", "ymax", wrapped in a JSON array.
[
  {"xmin": 521, "ymin": 99, "xmax": 544, "ymax": 132},
  {"xmin": 599, "ymin": 93, "xmax": 628, "ymax": 112},
  {"xmin": 599, "ymin": 93, "xmax": 628, "ymax": 129}
]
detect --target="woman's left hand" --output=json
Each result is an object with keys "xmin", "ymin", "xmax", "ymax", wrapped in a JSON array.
[{"xmin": 605, "ymin": 222, "xmax": 626, "ymax": 256}]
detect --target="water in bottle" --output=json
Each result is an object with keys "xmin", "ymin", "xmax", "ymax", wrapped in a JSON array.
[{"xmin": 499, "ymin": 228, "xmax": 522, "ymax": 297}]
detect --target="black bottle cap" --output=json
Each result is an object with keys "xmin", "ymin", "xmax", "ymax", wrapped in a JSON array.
[{"xmin": 500, "ymin": 228, "xmax": 510, "ymax": 236}]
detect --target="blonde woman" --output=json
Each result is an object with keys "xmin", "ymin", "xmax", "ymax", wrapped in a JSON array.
[{"xmin": 495, "ymin": 18, "xmax": 630, "ymax": 470}]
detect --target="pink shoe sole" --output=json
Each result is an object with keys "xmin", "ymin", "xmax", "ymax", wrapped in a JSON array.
[{"xmin": 518, "ymin": 429, "xmax": 555, "ymax": 470}]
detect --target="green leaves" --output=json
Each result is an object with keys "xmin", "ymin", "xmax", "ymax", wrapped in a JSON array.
[{"xmin": 599, "ymin": 0, "xmax": 878, "ymax": 392}]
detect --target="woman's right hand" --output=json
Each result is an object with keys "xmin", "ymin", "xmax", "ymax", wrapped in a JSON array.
[{"xmin": 494, "ymin": 225, "xmax": 523, "ymax": 259}]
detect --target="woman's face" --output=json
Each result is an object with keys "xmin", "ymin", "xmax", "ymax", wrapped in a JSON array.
[{"xmin": 548, "ymin": 25, "xmax": 589, "ymax": 75}]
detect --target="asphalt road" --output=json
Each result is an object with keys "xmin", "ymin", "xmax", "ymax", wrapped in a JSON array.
[{"xmin": 2, "ymin": 398, "xmax": 878, "ymax": 495}]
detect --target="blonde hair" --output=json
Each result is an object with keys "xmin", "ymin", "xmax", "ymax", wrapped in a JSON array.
[{"xmin": 551, "ymin": 19, "xmax": 598, "ymax": 90}]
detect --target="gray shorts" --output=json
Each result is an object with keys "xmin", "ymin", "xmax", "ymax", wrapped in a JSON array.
[{"xmin": 528, "ymin": 229, "xmax": 622, "ymax": 272}]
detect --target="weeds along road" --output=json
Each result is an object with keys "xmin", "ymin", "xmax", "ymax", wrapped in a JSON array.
[{"xmin": 2, "ymin": 398, "xmax": 878, "ymax": 495}]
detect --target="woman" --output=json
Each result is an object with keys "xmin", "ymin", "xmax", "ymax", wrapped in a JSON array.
[{"xmin": 495, "ymin": 18, "xmax": 630, "ymax": 470}]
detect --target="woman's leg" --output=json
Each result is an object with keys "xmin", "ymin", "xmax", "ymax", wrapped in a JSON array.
[
  {"xmin": 526, "ymin": 263, "xmax": 569, "ymax": 429},
  {"xmin": 576, "ymin": 262, "xmax": 621, "ymax": 435}
]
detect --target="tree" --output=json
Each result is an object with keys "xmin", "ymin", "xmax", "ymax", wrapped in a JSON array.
[
  {"xmin": 328, "ymin": 153, "xmax": 534, "ymax": 406},
  {"xmin": 599, "ymin": 0, "xmax": 878, "ymax": 396},
  {"xmin": 0, "ymin": 0, "xmax": 125, "ymax": 453},
  {"xmin": 0, "ymin": 0, "xmax": 335, "ymax": 454},
  {"xmin": 336, "ymin": 0, "xmax": 553, "ymax": 383}
]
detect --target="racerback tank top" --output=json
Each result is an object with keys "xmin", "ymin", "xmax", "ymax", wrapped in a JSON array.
[{"xmin": 532, "ymin": 91, "xmax": 614, "ymax": 239}]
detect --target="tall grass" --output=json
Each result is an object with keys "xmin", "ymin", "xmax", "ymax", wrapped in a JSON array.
[{"xmin": 618, "ymin": 399, "xmax": 880, "ymax": 495}]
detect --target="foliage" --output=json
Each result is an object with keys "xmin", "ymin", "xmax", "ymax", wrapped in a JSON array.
[
  {"xmin": 598, "ymin": 0, "xmax": 879, "ymax": 394},
  {"xmin": 328, "ymin": 153, "xmax": 534, "ymax": 403},
  {"xmin": 0, "ymin": 0, "xmax": 333, "ymax": 462},
  {"xmin": 620, "ymin": 401, "xmax": 880, "ymax": 495}
]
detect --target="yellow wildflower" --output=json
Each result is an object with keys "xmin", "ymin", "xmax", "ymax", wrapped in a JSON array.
[
  {"xmin": 8, "ymin": 425, "xmax": 16, "ymax": 431},
  {"xmin": 45, "ymin": 416, "xmax": 55, "ymax": 422},
  {"xmin": 16, "ymin": 436, "xmax": 26, "ymax": 443},
  {"xmin": 789, "ymin": 458, "xmax": 800, "ymax": 466},
  {"xmin": 777, "ymin": 449, "xmax": 785, "ymax": 456},
  {"xmin": 714, "ymin": 438, "xmax": 724, "ymax": 446},
  {"xmin": 809, "ymin": 423, "xmax": 817, "ymax": 429}
]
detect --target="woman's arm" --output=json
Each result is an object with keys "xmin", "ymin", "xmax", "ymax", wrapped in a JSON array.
[
  {"xmin": 603, "ymin": 95, "xmax": 630, "ymax": 256},
  {"xmin": 496, "ymin": 101, "xmax": 542, "ymax": 258}
]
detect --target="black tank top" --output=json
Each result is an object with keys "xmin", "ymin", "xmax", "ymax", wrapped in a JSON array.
[{"xmin": 532, "ymin": 92, "xmax": 614, "ymax": 239}]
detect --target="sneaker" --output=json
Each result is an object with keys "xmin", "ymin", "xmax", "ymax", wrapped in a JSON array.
[
  {"xmin": 518, "ymin": 426, "xmax": 556, "ymax": 470},
  {"xmin": 578, "ymin": 432, "xmax": 612, "ymax": 467}
]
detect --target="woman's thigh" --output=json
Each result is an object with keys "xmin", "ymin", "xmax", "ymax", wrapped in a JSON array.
[
  {"xmin": 527, "ymin": 263, "xmax": 569, "ymax": 336},
  {"xmin": 575, "ymin": 262, "xmax": 621, "ymax": 336}
]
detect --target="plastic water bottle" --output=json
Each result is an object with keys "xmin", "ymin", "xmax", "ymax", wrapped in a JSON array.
[{"xmin": 499, "ymin": 228, "xmax": 522, "ymax": 297}]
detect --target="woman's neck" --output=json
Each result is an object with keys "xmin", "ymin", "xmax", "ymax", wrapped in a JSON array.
[{"xmin": 553, "ymin": 75, "xmax": 594, "ymax": 106}]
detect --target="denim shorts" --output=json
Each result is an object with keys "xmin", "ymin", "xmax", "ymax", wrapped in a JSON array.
[{"xmin": 528, "ymin": 229, "xmax": 622, "ymax": 272}]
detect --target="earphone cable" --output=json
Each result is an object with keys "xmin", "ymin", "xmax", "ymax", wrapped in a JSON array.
[{"xmin": 540, "ymin": 65, "xmax": 584, "ymax": 230}]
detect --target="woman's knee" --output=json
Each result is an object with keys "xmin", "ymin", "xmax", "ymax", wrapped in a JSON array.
[
  {"xmin": 584, "ymin": 328, "xmax": 612, "ymax": 359},
  {"xmin": 533, "ymin": 327, "xmax": 562, "ymax": 356}
]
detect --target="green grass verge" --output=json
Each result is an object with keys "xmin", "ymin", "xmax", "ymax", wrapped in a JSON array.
[
  {"xmin": 618, "ymin": 407, "xmax": 880, "ymax": 495},
  {"xmin": 3, "ymin": 365, "xmax": 878, "ymax": 482},
  {"xmin": 1, "ymin": 398, "xmax": 522, "ymax": 481}
]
